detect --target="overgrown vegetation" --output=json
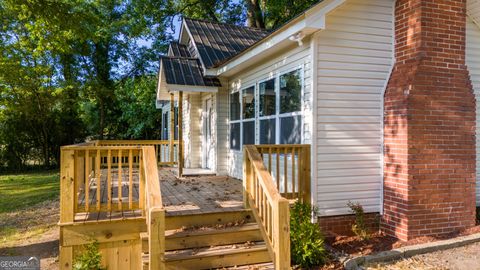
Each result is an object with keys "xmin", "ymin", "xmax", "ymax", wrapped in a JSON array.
[
  {"xmin": 348, "ymin": 201, "xmax": 370, "ymax": 240},
  {"xmin": 73, "ymin": 240, "xmax": 105, "ymax": 270},
  {"xmin": 290, "ymin": 201, "xmax": 328, "ymax": 268}
]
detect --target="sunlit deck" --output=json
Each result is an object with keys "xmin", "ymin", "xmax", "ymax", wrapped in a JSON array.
[{"xmin": 73, "ymin": 167, "xmax": 242, "ymax": 222}]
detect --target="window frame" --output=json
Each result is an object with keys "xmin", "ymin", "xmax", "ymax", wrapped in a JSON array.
[{"xmin": 228, "ymin": 65, "xmax": 304, "ymax": 151}]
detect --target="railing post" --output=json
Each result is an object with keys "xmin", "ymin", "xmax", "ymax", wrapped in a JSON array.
[
  {"xmin": 169, "ymin": 93, "xmax": 175, "ymax": 164},
  {"xmin": 274, "ymin": 198, "xmax": 290, "ymax": 270},
  {"xmin": 149, "ymin": 207, "xmax": 165, "ymax": 270},
  {"xmin": 303, "ymin": 146, "xmax": 311, "ymax": 204},
  {"xmin": 243, "ymin": 146, "xmax": 251, "ymax": 208},
  {"xmin": 59, "ymin": 148, "xmax": 75, "ymax": 269},
  {"xmin": 177, "ymin": 91, "xmax": 183, "ymax": 177}
]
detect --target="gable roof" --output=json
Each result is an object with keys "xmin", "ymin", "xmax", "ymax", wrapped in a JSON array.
[
  {"xmin": 160, "ymin": 57, "xmax": 221, "ymax": 87},
  {"xmin": 168, "ymin": 42, "xmax": 191, "ymax": 58},
  {"xmin": 183, "ymin": 18, "xmax": 270, "ymax": 68}
]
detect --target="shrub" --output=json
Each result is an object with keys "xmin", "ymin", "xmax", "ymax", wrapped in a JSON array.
[
  {"xmin": 347, "ymin": 201, "xmax": 370, "ymax": 240},
  {"xmin": 290, "ymin": 201, "xmax": 328, "ymax": 268},
  {"xmin": 73, "ymin": 240, "xmax": 105, "ymax": 270}
]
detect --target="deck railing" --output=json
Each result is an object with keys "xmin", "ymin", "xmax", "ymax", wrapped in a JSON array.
[
  {"xmin": 243, "ymin": 144, "xmax": 311, "ymax": 270},
  {"xmin": 255, "ymin": 144, "xmax": 311, "ymax": 203},
  {"xmin": 94, "ymin": 140, "xmax": 179, "ymax": 166},
  {"xmin": 59, "ymin": 142, "xmax": 165, "ymax": 270}
]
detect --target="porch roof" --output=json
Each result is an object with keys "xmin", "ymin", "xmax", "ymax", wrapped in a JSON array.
[{"xmin": 157, "ymin": 56, "xmax": 221, "ymax": 101}]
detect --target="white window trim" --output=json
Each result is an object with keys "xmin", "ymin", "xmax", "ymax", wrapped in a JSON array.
[{"xmin": 229, "ymin": 65, "xmax": 305, "ymax": 151}]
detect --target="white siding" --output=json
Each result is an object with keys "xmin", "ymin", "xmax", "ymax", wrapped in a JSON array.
[
  {"xmin": 216, "ymin": 79, "xmax": 230, "ymax": 175},
  {"xmin": 468, "ymin": 0, "xmax": 480, "ymax": 25},
  {"xmin": 467, "ymin": 17, "xmax": 480, "ymax": 206},
  {"xmin": 226, "ymin": 43, "xmax": 312, "ymax": 180},
  {"xmin": 315, "ymin": 0, "xmax": 394, "ymax": 216},
  {"xmin": 183, "ymin": 94, "xmax": 202, "ymax": 168},
  {"xmin": 200, "ymin": 93, "xmax": 217, "ymax": 171}
]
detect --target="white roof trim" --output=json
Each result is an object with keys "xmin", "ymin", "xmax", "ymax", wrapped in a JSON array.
[{"xmin": 212, "ymin": 0, "xmax": 346, "ymax": 77}]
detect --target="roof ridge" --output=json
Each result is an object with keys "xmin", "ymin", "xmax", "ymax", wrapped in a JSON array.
[{"xmin": 183, "ymin": 17, "xmax": 271, "ymax": 33}]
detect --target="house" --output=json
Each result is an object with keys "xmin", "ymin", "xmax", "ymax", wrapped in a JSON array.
[{"xmin": 157, "ymin": 0, "xmax": 480, "ymax": 242}]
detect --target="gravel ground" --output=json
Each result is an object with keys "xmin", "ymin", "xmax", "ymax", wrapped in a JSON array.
[{"xmin": 366, "ymin": 241, "xmax": 480, "ymax": 270}]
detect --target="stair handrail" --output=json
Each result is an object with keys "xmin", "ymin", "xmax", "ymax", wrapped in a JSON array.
[
  {"xmin": 243, "ymin": 145, "xmax": 291, "ymax": 270},
  {"xmin": 141, "ymin": 146, "xmax": 166, "ymax": 270}
]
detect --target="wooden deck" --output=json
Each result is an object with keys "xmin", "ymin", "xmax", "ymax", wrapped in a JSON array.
[
  {"xmin": 160, "ymin": 168, "xmax": 243, "ymax": 216},
  {"xmin": 74, "ymin": 167, "xmax": 243, "ymax": 222}
]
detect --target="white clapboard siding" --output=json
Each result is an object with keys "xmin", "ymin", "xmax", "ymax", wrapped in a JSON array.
[
  {"xmin": 468, "ymin": 0, "xmax": 480, "ymax": 25},
  {"xmin": 216, "ymin": 80, "xmax": 230, "ymax": 175},
  {"xmin": 467, "ymin": 17, "xmax": 480, "ymax": 206},
  {"xmin": 315, "ymin": 0, "xmax": 394, "ymax": 216},
  {"xmin": 226, "ymin": 43, "xmax": 312, "ymax": 179}
]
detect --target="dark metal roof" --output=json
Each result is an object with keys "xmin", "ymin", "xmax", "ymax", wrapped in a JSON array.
[
  {"xmin": 161, "ymin": 57, "xmax": 221, "ymax": 87},
  {"xmin": 168, "ymin": 42, "xmax": 191, "ymax": 58},
  {"xmin": 184, "ymin": 18, "xmax": 271, "ymax": 68}
]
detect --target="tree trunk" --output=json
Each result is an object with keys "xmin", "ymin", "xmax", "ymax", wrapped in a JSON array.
[{"xmin": 246, "ymin": 0, "xmax": 265, "ymax": 29}]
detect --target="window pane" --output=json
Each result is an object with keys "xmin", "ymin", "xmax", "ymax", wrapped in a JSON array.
[
  {"xmin": 242, "ymin": 86, "xmax": 255, "ymax": 119},
  {"xmin": 259, "ymin": 79, "xmax": 276, "ymax": 117},
  {"xmin": 230, "ymin": 92, "xmax": 240, "ymax": 121},
  {"xmin": 230, "ymin": 123, "xmax": 241, "ymax": 150},
  {"xmin": 243, "ymin": 121, "xmax": 255, "ymax": 145},
  {"xmin": 280, "ymin": 116, "xmax": 301, "ymax": 144},
  {"xmin": 280, "ymin": 69, "xmax": 301, "ymax": 114},
  {"xmin": 260, "ymin": 119, "xmax": 276, "ymax": 144}
]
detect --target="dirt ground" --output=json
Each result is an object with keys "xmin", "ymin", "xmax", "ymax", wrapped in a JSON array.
[
  {"xmin": 0, "ymin": 200, "xmax": 59, "ymax": 270},
  {"xmin": 366, "ymin": 241, "xmax": 480, "ymax": 270}
]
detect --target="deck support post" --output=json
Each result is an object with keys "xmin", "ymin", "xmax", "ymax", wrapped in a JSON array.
[
  {"xmin": 169, "ymin": 93, "xmax": 175, "ymax": 164},
  {"xmin": 59, "ymin": 148, "xmax": 75, "ymax": 269},
  {"xmin": 178, "ymin": 91, "xmax": 183, "ymax": 177}
]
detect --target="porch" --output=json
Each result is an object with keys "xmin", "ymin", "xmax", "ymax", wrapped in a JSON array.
[{"xmin": 58, "ymin": 140, "xmax": 311, "ymax": 270}]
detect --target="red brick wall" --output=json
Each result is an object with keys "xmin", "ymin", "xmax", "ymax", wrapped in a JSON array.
[
  {"xmin": 318, "ymin": 213, "xmax": 380, "ymax": 236},
  {"xmin": 383, "ymin": 0, "xmax": 476, "ymax": 241}
]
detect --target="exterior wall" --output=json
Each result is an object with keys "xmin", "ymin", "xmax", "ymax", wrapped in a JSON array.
[
  {"xmin": 467, "ymin": 17, "xmax": 480, "ymax": 206},
  {"xmin": 226, "ymin": 43, "xmax": 312, "ymax": 180},
  {"xmin": 383, "ymin": 0, "xmax": 476, "ymax": 241},
  {"xmin": 318, "ymin": 213, "xmax": 380, "ymax": 236},
  {"xmin": 314, "ymin": 0, "xmax": 395, "ymax": 216},
  {"xmin": 183, "ymin": 94, "xmax": 202, "ymax": 168},
  {"xmin": 216, "ymin": 79, "xmax": 230, "ymax": 175}
]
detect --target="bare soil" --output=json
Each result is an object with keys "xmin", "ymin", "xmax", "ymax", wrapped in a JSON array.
[{"xmin": 0, "ymin": 200, "xmax": 59, "ymax": 270}]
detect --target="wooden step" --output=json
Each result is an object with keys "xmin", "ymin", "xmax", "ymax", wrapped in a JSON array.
[
  {"xmin": 141, "ymin": 223, "xmax": 263, "ymax": 252},
  {"xmin": 165, "ymin": 209, "xmax": 254, "ymax": 230},
  {"xmin": 143, "ymin": 242, "xmax": 271, "ymax": 270}
]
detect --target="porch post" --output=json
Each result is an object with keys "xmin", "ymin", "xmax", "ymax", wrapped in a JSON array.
[
  {"xmin": 169, "ymin": 93, "xmax": 174, "ymax": 164},
  {"xmin": 178, "ymin": 91, "xmax": 183, "ymax": 177}
]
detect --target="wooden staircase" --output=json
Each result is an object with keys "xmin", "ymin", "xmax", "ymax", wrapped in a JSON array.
[{"xmin": 141, "ymin": 210, "xmax": 274, "ymax": 270}]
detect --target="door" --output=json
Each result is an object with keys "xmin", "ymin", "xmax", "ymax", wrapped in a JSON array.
[{"xmin": 203, "ymin": 99, "xmax": 214, "ymax": 169}]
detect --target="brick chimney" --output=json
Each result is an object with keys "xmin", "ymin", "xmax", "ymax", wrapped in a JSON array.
[{"xmin": 383, "ymin": 0, "xmax": 476, "ymax": 241}]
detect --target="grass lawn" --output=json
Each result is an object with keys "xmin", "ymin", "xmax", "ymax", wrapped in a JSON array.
[
  {"xmin": 0, "ymin": 171, "xmax": 60, "ymax": 249},
  {"xmin": 0, "ymin": 171, "xmax": 59, "ymax": 213}
]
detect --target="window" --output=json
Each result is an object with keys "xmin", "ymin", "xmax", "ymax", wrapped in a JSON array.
[
  {"xmin": 259, "ymin": 79, "xmax": 276, "ymax": 117},
  {"xmin": 230, "ymin": 92, "xmax": 240, "ymax": 121},
  {"xmin": 229, "ymin": 67, "xmax": 303, "ymax": 150},
  {"xmin": 230, "ymin": 122, "xmax": 240, "ymax": 150},
  {"xmin": 280, "ymin": 69, "xmax": 301, "ymax": 113},
  {"xmin": 242, "ymin": 86, "xmax": 255, "ymax": 119}
]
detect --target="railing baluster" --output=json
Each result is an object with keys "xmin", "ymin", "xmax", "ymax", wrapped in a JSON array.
[
  {"xmin": 292, "ymin": 147, "xmax": 296, "ymax": 199},
  {"xmin": 107, "ymin": 150, "xmax": 112, "ymax": 211},
  {"xmin": 96, "ymin": 149, "xmax": 101, "ymax": 211},
  {"xmin": 129, "ymin": 149, "xmax": 133, "ymax": 209},
  {"xmin": 268, "ymin": 147, "xmax": 272, "ymax": 174},
  {"xmin": 284, "ymin": 147, "xmax": 288, "ymax": 198},
  {"xmin": 84, "ymin": 150, "xmax": 90, "ymax": 212},
  {"xmin": 276, "ymin": 148, "xmax": 280, "ymax": 189},
  {"xmin": 118, "ymin": 149, "xmax": 122, "ymax": 210}
]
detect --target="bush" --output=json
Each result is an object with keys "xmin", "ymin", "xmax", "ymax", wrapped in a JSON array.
[
  {"xmin": 290, "ymin": 201, "xmax": 328, "ymax": 268},
  {"xmin": 73, "ymin": 240, "xmax": 105, "ymax": 270},
  {"xmin": 347, "ymin": 201, "xmax": 370, "ymax": 240}
]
